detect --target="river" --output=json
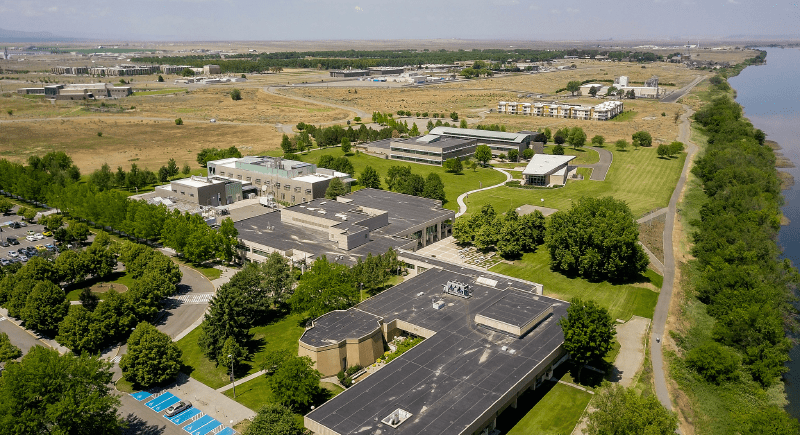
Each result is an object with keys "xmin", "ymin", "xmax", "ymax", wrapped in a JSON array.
[{"xmin": 727, "ymin": 47, "xmax": 800, "ymax": 419}]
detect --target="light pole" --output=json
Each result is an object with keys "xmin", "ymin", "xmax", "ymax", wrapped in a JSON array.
[{"xmin": 229, "ymin": 354, "xmax": 236, "ymax": 398}]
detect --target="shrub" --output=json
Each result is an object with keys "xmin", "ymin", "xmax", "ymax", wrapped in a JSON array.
[
  {"xmin": 230, "ymin": 88, "xmax": 242, "ymax": 101},
  {"xmin": 686, "ymin": 342, "xmax": 740, "ymax": 384},
  {"xmin": 174, "ymin": 118, "xmax": 183, "ymax": 125},
  {"xmin": 97, "ymin": 132, "xmax": 102, "ymax": 137},
  {"xmin": 552, "ymin": 144, "xmax": 564, "ymax": 155}
]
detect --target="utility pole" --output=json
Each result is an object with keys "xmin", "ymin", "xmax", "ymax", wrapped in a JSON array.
[{"xmin": 229, "ymin": 354, "xmax": 236, "ymax": 398}]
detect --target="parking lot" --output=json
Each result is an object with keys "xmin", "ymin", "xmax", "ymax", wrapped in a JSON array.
[{"xmin": 0, "ymin": 215, "xmax": 57, "ymax": 266}]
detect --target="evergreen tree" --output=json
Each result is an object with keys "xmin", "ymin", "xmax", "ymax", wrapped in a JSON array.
[{"xmin": 198, "ymin": 283, "xmax": 251, "ymax": 363}]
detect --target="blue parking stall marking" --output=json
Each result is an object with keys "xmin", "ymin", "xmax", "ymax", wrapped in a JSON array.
[
  {"xmin": 130, "ymin": 391, "xmax": 153, "ymax": 401},
  {"xmin": 152, "ymin": 396, "xmax": 181, "ymax": 412},
  {"xmin": 183, "ymin": 415, "xmax": 214, "ymax": 433},
  {"xmin": 192, "ymin": 420, "xmax": 221, "ymax": 435},
  {"xmin": 145, "ymin": 392, "xmax": 176, "ymax": 409},
  {"xmin": 168, "ymin": 407, "xmax": 201, "ymax": 425},
  {"xmin": 216, "ymin": 427, "xmax": 236, "ymax": 435}
]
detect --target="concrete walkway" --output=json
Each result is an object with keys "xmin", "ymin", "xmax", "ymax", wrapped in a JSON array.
[
  {"xmin": 637, "ymin": 207, "xmax": 668, "ymax": 224},
  {"xmin": 455, "ymin": 167, "xmax": 512, "ymax": 218},
  {"xmin": 651, "ymin": 104, "xmax": 700, "ymax": 411},
  {"xmin": 165, "ymin": 372, "xmax": 256, "ymax": 426},
  {"xmin": 217, "ymin": 369, "xmax": 266, "ymax": 393},
  {"xmin": 611, "ymin": 316, "xmax": 651, "ymax": 387},
  {"xmin": 573, "ymin": 146, "xmax": 613, "ymax": 181}
]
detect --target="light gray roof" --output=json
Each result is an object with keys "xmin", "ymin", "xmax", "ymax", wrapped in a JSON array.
[
  {"xmin": 429, "ymin": 127, "xmax": 531, "ymax": 144},
  {"xmin": 521, "ymin": 155, "xmax": 576, "ymax": 176}
]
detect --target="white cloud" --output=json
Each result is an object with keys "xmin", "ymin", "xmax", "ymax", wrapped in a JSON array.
[
  {"xmin": 355, "ymin": 5, "xmax": 363, "ymax": 12},
  {"xmin": 551, "ymin": 8, "xmax": 561, "ymax": 14}
]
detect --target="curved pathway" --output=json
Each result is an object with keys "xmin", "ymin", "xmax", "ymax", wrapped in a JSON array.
[
  {"xmin": 650, "ymin": 104, "xmax": 698, "ymax": 411},
  {"xmin": 573, "ymin": 146, "xmax": 613, "ymax": 181},
  {"xmin": 455, "ymin": 167, "xmax": 512, "ymax": 218}
]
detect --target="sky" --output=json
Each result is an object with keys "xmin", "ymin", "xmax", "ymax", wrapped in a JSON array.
[{"xmin": 1, "ymin": 0, "xmax": 799, "ymax": 41}]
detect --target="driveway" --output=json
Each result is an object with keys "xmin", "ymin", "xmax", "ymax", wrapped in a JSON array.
[
  {"xmin": 0, "ymin": 315, "xmax": 49, "ymax": 356},
  {"xmin": 573, "ymin": 146, "xmax": 612, "ymax": 181}
]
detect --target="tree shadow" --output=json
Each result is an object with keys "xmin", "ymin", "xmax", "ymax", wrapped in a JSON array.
[
  {"xmin": 494, "ymin": 379, "xmax": 557, "ymax": 433},
  {"xmin": 122, "ymin": 413, "xmax": 166, "ymax": 435}
]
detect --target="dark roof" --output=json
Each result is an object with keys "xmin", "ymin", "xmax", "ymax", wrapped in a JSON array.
[
  {"xmin": 341, "ymin": 189, "xmax": 454, "ymax": 236},
  {"xmin": 306, "ymin": 254, "xmax": 567, "ymax": 435},
  {"xmin": 393, "ymin": 135, "xmax": 475, "ymax": 150},
  {"xmin": 477, "ymin": 291, "xmax": 553, "ymax": 328},
  {"xmin": 300, "ymin": 309, "xmax": 383, "ymax": 348}
]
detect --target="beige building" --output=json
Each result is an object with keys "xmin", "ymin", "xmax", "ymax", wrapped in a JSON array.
[
  {"xmin": 203, "ymin": 64, "xmax": 221, "ymax": 75},
  {"xmin": 154, "ymin": 176, "xmax": 243, "ymax": 206},
  {"xmin": 299, "ymin": 309, "xmax": 385, "ymax": 376},
  {"xmin": 521, "ymin": 154, "xmax": 576, "ymax": 186}
]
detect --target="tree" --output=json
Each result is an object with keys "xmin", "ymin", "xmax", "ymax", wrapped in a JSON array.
[
  {"xmin": 450, "ymin": 111, "xmax": 458, "ymax": 121},
  {"xmin": 566, "ymin": 80, "xmax": 581, "ymax": 95},
  {"xmin": 261, "ymin": 252, "xmax": 294, "ymax": 310},
  {"xmin": 552, "ymin": 144, "xmax": 564, "ymax": 155},
  {"xmin": 668, "ymin": 141, "xmax": 684, "ymax": 156},
  {"xmin": 443, "ymin": 157, "xmax": 463, "ymax": 174},
  {"xmin": 522, "ymin": 148, "xmax": 534, "ymax": 160},
  {"xmin": 507, "ymin": 149, "xmax": 519, "ymax": 162},
  {"xmin": 230, "ymin": 88, "xmax": 242, "ymax": 101},
  {"xmin": 0, "ymin": 347, "xmax": 123, "ymax": 433},
  {"xmin": 216, "ymin": 217, "xmax": 239, "ymax": 263},
  {"xmin": 737, "ymin": 406, "xmax": 800, "ymax": 435},
  {"xmin": 459, "ymin": 119, "xmax": 467, "ymax": 128},
  {"xmin": 340, "ymin": 137, "xmax": 351, "ymax": 154},
  {"xmin": 656, "ymin": 144, "xmax": 670, "ymax": 158},
  {"xmin": 120, "ymin": 322, "xmax": 182, "ymax": 387},
  {"xmin": 587, "ymin": 383, "xmax": 677, "ymax": 435},
  {"xmin": 686, "ymin": 342, "xmax": 740, "ymax": 384},
  {"xmin": 158, "ymin": 166, "xmax": 169, "ymax": 182},
  {"xmin": 79, "ymin": 288, "xmax": 99, "ymax": 312},
  {"xmin": 546, "ymin": 197, "xmax": 648, "ymax": 281},
  {"xmin": 475, "ymin": 145, "xmax": 492, "ymax": 166},
  {"xmin": 0, "ymin": 332, "xmax": 21, "ymax": 362},
  {"xmin": 244, "ymin": 403, "xmax": 304, "ymax": 435},
  {"xmin": 218, "ymin": 336, "xmax": 249, "ymax": 369},
  {"xmin": 615, "ymin": 139, "xmax": 628, "ymax": 151},
  {"xmin": 198, "ymin": 283, "xmax": 251, "ymax": 362},
  {"xmin": 632, "ymin": 131, "xmax": 652, "ymax": 147},
  {"xmin": 267, "ymin": 355, "xmax": 322, "ymax": 410},
  {"xmin": 554, "ymin": 134, "xmax": 566, "ymax": 145},
  {"xmin": 21, "ymin": 281, "xmax": 69, "ymax": 333},
  {"xmin": 280, "ymin": 134, "xmax": 294, "ymax": 154},
  {"xmin": 55, "ymin": 249, "xmax": 87, "ymax": 285},
  {"xmin": 166, "ymin": 158, "xmax": 179, "ymax": 177},
  {"xmin": 467, "ymin": 160, "xmax": 478, "ymax": 172},
  {"xmin": 174, "ymin": 117, "xmax": 183, "ymax": 125},
  {"xmin": 56, "ymin": 306, "xmax": 104, "ymax": 354},
  {"xmin": 591, "ymin": 135, "xmax": 605, "ymax": 147},
  {"xmin": 182, "ymin": 68, "xmax": 194, "ymax": 77},
  {"xmin": 325, "ymin": 177, "xmax": 346, "ymax": 199},
  {"xmin": 0, "ymin": 197, "xmax": 13, "ymax": 214},
  {"xmin": 543, "ymin": 127, "xmax": 552, "ymax": 142},
  {"xmin": 560, "ymin": 298, "xmax": 616, "ymax": 381},
  {"xmin": 588, "ymin": 86, "xmax": 599, "ymax": 97},
  {"xmin": 157, "ymin": 75, "xmax": 164, "ymax": 82},
  {"xmin": 70, "ymin": 221, "xmax": 90, "ymax": 244},
  {"xmin": 422, "ymin": 173, "xmax": 446, "ymax": 203},
  {"xmin": 182, "ymin": 163, "xmax": 191, "ymax": 175},
  {"xmin": 359, "ymin": 166, "xmax": 381, "ymax": 189},
  {"xmin": 92, "ymin": 289, "xmax": 136, "ymax": 340},
  {"xmin": 289, "ymin": 256, "xmax": 357, "ymax": 318}
]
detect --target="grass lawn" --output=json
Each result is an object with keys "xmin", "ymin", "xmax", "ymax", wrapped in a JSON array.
[
  {"xmin": 499, "ymin": 381, "xmax": 592, "ymax": 435},
  {"xmin": 115, "ymin": 378, "xmax": 135, "ymax": 394},
  {"xmin": 609, "ymin": 110, "xmax": 637, "ymax": 122},
  {"xmin": 491, "ymin": 250, "xmax": 660, "ymax": 321},
  {"xmin": 176, "ymin": 312, "xmax": 306, "ymax": 389},
  {"xmin": 542, "ymin": 144, "xmax": 600, "ymax": 165},
  {"xmin": 284, "ymin": 147, "xmax": 507, "ymax": 211},
  {"xmin": 464, "ymin": 144, "xmax": 685, "ymax": 219},
  {"xmin": 64, "ymin": 271, "xmax": 136, "ymax": 301}
]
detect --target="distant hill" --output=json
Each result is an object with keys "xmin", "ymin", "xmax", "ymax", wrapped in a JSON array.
[{"xmin": 0, "ymin": 27, "xmax": 74, "ymax": 42}]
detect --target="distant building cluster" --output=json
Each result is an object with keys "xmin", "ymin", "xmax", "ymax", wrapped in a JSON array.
[
  {"xmin": 578, "ymin": 75, "xmax": 664, "ymax": 99},
  {"xmin": 86, "ymin": 64, "xmax": 160, "ymax": 76},
  {"xmin": 497, "ymin": 100, "xmax": 624, "ymax": 121},
  {"xmin": 16, "ymin": 83, "xmax": 132, "ymax": 100}
]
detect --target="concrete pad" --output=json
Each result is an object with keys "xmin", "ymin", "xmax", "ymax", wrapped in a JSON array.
[
  {"xmin": 516, "ymin": 204, "xmax": 559, "ymax": 217},
  {"xmin": 611, "ymin": 316, "xmax": 651, "ymax": 387},
  {"xmin": 166, "ymin": 372, "xmax": 256, "ymax": 426}
]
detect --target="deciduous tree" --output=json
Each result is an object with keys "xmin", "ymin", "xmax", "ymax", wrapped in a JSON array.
[
  {"xmin": 587, "ymin": 383, "xmax": 677, "ymax": 435},
  {"xmin": 56, "ymin": 305, "xmax": 104, "ymax": 354},
  {"xmin": 632, "ymin": 130, "xmax": 652, "ymax": 148},
  {"xmin": 560, "ymin": 298, "xmax": 616, "ymax": 381},
  {"xmin": 244, "ymin": 403, "xmax": 303, "ymax": 435},
  {"xmin": 267, "ymin": 355, "xmax": 322, "ymax": 410},
  {"xmin": 21, "ymin": 281, "xmax": 69, "ymax": 333},
  {"xmin": 422, "ymin": 173, "xmax": 446, "ymax": 203},
  {"xmin": 120, "ymin": 322, "xmax": 182, "ymax": 387},
  {"xmin": 359, "ymin": 166, "xmax": 381, "ymax": 189},
  {"xmin": 475, "ymin": 145, "xmax": 492, "ymax": 166},
  {"xmin": 289, "ymin": 256, "xmax": 357, "ymax": 318},
  {"xmin": 325, "ymin": 177, "xmax": 346, "ymax": 199},
  {"xmin": 0, "ymin": 332, "xmax": 21, "ymax": 362}
]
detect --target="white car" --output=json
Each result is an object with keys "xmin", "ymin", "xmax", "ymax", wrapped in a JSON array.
[
  {"xmin": 18, "ymin": 255, "xmax": 28, "ymax": 262},
  {"xmin": 7, "ymin": 251, "xmax": 17, "ymax": 258},
  {"xmin": 25, "ymin": 235, "xmax": 37, "ymax": 242},
  {"xmin": 34, "ymin": 233, "xmax": 44, "ymax": 240}
]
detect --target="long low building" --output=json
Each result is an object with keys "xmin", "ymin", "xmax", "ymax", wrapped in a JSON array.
[
  {"xmin": 498, "ymin": 100, "xmax": 624, "ymax": 121},
  {"xmin": 388, "ymin": 135, "xmax": 477, "ymax": 166},
  {"xmin": 303, "ymin": 253, "xmax": 568, "ymax": 435},
  {"xmin": 428, "ymin": 126, "xmax": 531, "ymax": 157}
]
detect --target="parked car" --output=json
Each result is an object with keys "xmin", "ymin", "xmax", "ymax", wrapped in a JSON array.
[
  {"xmin": 18, "ymin": 221, "xmax": 27, "ymax": 227},
  {"xmin": 34, "ymin": 233, "xmax": 44, "ymax": 240},
  {"xmin": 25, "ymin": 246, "xmax": 37, "ymax": 256},
  {"xmin": 26, "ymin": 230, "xmax": 34, "ymax": 236},
  {"xmin": 7, "ymin": 237, "xmax": 18, "ymax": 245},
  {"xmin": 35, "ymin": 244, "xmax": 46, "ymax": 252},
  {"xmin": 44, "ymin": 244, "xmax": 55, "ymax": 251},
  {"xmin": 17, "ymin": 248, "xmax": 26, "ymax": 256},
  {"xmin": 0, "ymin": 240, "xmax": 8, "ymax": 248},
  {"xmin": 18, "ymin": 255, "xmax": 28, "ymax": 262},
  {"xmin": 164, "ymin": 401, "xmax": 192, "ymax": 417},
  {"xmin": 0, "ymin": 258, "xmax": 10, "ymax": 267},
  {"xmin": 42, "ymin": 230, "xmax": 53, "ymax": 237},
  {"xmin": 7, "ymin": 251, "xmax": 17, "ymax": 258},
  {"xmin": 25, "ymin": 235, "xmax": 36, "ymax": 242}
]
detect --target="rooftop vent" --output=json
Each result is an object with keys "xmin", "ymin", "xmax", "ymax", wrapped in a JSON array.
[
  {"xmin": 382, "ymin": 409, "xmax": 412, "ymax": 428},
  {"xmin": 443, "ymin": 281, "xmax": 471, "ymax": 298}
]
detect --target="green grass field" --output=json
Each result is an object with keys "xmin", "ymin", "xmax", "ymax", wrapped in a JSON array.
[
  {"xmin": 284, "ymin": 148, "xmax": 507, "ymax": 211},
  {"xmin": 610, "ymin": 110, "xmax": 637, "ymax": 122},
  {"xmin": 464, "ymin": 145, "xmax": 685, "ymax": 218},
  {"xmin": 499, "ymin": 382, "xmax": 592, "ymax": 435},
  {"xmin": 176, "ymin": 312, "xmax": 306, "ymax": 389},
  {"xmin": 64, "ymin": 271, "xmax": 136, "ymax": 301},
  {"xmin": 491, "ymin": 250, "xmax": 660, "ymax": 321},
  {"xmin": 543, "ymin": 144, "xmax": 600, "ymax": 165}
]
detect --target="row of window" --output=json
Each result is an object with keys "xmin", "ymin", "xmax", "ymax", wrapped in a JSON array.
[{"xmin": 390, "ymin": 154, "xmax": 442, "ymax": 165}]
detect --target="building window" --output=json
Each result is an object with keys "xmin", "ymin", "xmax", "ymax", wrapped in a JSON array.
[
  {"xmin": 275, "ymin": 183, "xmax": 281, "ymax": 188},
  {"xmin": 295, "ymin": 187, "xmax": 301, "ymax": 192},
  {"xmin": 237, "ymin": 175, "xmax": 242, "ymax": 180},
  {"xmin": 189, "ymin": 193, "xmax": 195, "ymax": 197},
  {"xmin": 255, "ymin": 179, "xmax": 261, "ymax": 184},
  {"xmin": 180, "ymin": 191, "xmax": 185, "ymax": 195},
  {"xmin": 302, "ymin": 198, "xmax": 306, "ymax": 203},
  {"xmin": 305, "ymin": 189, "xmax": 312, "ymax": 194},
  {"xmin": 246, "ymin": 177, "xmax": 251, "ymax": 182},
  {"xmin": 291, "ymin": 196, "xmax": 295, "ymax": 202},
  {"xmin": 281, "ymin": 193, "xmax": 285, "ymax": 200}
]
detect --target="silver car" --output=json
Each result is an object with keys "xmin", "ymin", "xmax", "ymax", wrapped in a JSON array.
[{"xmin": 164, "ymin": 401, "xmax": 192, "ymax": 417}]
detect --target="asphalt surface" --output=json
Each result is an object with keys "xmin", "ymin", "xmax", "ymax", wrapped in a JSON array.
[
  {"xmin": 650, "ymin": 104, "xmax": 698, "ymax": 411},
  {"xmin": 573, "ymin": 146, "xmax": 613, "ymax": 181},
  {"xmin": 0, "ymin": 316, "xmax": 47, "ymax": 355},
  {"xmin": 153, "ymin": 264, "xmax": 214, "ymax": 340},
  {"xmin": 119, "ymin": 393, "xmax": 185, "ymax": 435},
  {"xmin": 660, "ymin": 76, "xmax": 708, "ymax": 104}
]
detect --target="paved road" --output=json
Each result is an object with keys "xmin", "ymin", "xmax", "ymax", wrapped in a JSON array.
[
  {"xmin": 650, "ymin": 104, "xmax": 698, "ymax": 411},
  {"xmin": 661, "ymin": 75, "xmax": 708, "ymax": 104},
  {"xmin": 0, "ymin": 315, "xmax": 49, "ymax": 356},
  {"xmin": 154, "ymin": 264, "xmax": 214, "ymax": 340},
  {"xmin": 455, "ymin": 167, "xmax": 512, "ymax": 218},
  {"xmin": 573, "ymin": 146, "xmax": 613, "ymax": 181}
]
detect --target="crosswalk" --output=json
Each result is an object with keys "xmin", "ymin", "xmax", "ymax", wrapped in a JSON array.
[
  {"xmin": 169, "ymin": 293, "xmax": 214, "ymax": 305},
  {"xmin": 110, "ymin": 355, "xmax": 121, "ymax": 364},
  {"xmin": 0, "ymin": 316, "xmax": 6, "ymax": 322}
]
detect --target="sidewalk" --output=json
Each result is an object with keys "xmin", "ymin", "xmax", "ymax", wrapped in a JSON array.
[
  {"xmin": 455, "ymin": 167, "xmax": 512, "ymax": 218},
  {"xmin": 217, "ymin": 369, "xmax": 266, "ymax": 393},
  {"xmin": 163, "ymin": 372, "xmax": 256, "ymax": 426}
]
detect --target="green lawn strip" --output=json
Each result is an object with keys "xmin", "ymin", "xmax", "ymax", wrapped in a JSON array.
[
  {"xmin": 490, "ymin": 250, "xmax": 659, "ymax": 321},
  {"xmin": 609, "ymin": 110, "xmax": 637, "ymax": 122},
  {"xmin": 115, "ymin": 378, "xmax": 135, "ymax": 394},
  {"xmin": 499, "ymin": 382, "xmax": 592, "ymax": 435},
  {"xmin": 464, "ymin": 145, "xmax": 685, "ymax": 218},
  {"xmin": 64, "ymin": 271, "xmax": 136, "ymax": 301},
  {"xmin": 286, "ymin": 148, "xmax": 507, "ymax": 211},
  {"xmin": 169, "ymin": 257, "xmax": 223, "ymax": 280},
  {"xmin": 176, "ymin": 312, "xmax": 306, "ymax": 389},
  {"xmin": 542, "ymin": 144, "xmax": 600, "ymax": 165}
]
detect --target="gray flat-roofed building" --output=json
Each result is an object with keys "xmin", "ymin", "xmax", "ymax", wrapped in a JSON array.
[
  {"xmin": 388, "ymin": 135, "xmax": 477, "ymax": 166},
  {"xmin": 304, "ymin": 254, "xmax": 567, "ymax": 435},
  {"xmin": 329, "ymin": 69, "xmax": 370, "ymax": 78},
  {"xmin": 428, "ymin": 126, "xmax": 532, "ymax": 156},
  {"xmin": 155, "ymin": 176, "xmax": 243, "ymax": 206},
  {"xmin": 369, "ymin": 66, "xmax": 405, "ymax": 76}
]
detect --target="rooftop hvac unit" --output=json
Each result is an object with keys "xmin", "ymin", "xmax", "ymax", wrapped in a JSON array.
[
  {"xmin": 432, "ymin": 299, "xmax": 445, "ymax": 310},
  {"xmin": 382, "ymin": 409, "xmax": 412, "ymax": 428},
  {"xmin": 443, "ymin": 281, "xmax": 471, "ymax": 298}
]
